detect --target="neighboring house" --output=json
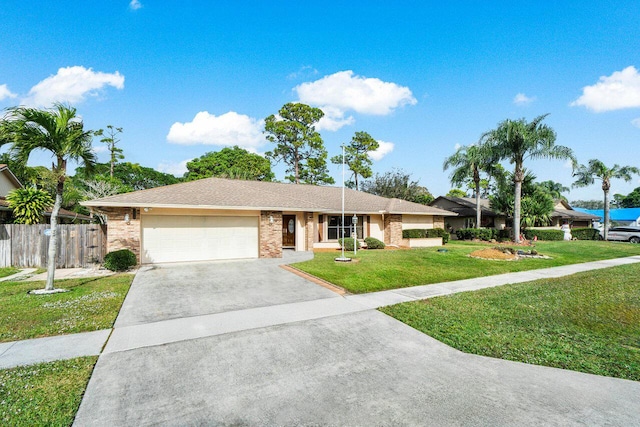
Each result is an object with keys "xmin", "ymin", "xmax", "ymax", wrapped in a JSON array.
[
  {"xmin": 548, "ymin": 200, "xmax": 600, "ymax": 228},
  {"xmin": 574, "ymin": 207, "xmax": 640, "ymax": 227},
  {"xmin": 0, "ymin": 164, "xmax": 92, "ymax": 224},
  {"xmin": 429, "ymin": 197, "xmax": 506, "ymax": 231},
  {"xmin": 429, "ymin": 196, "xmax": 598, "ymax": 232},
  {"xmin": 82, "ymin": 177, "xmax": 457, "ymax": 264}
]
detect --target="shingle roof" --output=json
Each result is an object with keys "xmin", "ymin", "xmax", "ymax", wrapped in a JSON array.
[
  {"xmin": 82, "ymin": 177, "xmax": 456, "ymax": 216},
  {"xmin": 429, "ymin": 196, "xmax": 500, "ymax": 217}
]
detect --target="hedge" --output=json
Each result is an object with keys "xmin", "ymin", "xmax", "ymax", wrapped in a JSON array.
[
  {"xmin": 364, "ymin": 237, "xmax": 385, "ymax": 249},
  {"xmin": 571, "ymin": 227, "xmax": 600, "ymax": 240},
  {"xmin": 455, "ymin": 228, "xmax": 511, "ymax": 242},
  {"xmin": 523, "ymin": 229, "xmax": 564, "ymax": 241},
  {"xmin": 402, "ymin": 228, "xmax": 449, "ymax": 244},
  {"xmin": 338, "ymin": 237, "xmax": 361, "ymax": 251}
]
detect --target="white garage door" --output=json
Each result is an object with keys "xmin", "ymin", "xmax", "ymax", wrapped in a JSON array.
[{"xmin": 141, "ymin": 215, "xmax": 259, "ymax": 263}]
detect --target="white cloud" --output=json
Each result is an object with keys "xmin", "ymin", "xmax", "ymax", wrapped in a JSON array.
[
  {"xmin": 157, "ymin": 159, "xmax": 190, "ymax": 177},
  {"xmin": 369, "ymin": 140, "xmax": 394, "ymax": 161},
  {"xmin": 571, "ymin": 66, "xmax": 640, "ymax": 112},
  {"xmin": 294, "ymin": 70, "xmax": 416, "ymax": 131},
  {"xmin": 632, "ymin": 118, "xmax": 640, "ymax": 128},
  {"xmin": 129, "ymin": 0, "xmax": 142, "ymax": 10},
  {"xmin": 92, "ymin": 145, "xmax": 108, "ymax": 154},
  {"xmin": 166, "ymin": 111, "xmax": 266, "ymax": 151},
  {"xmin": 22, "ymin": 66, "xmax": 124, "ymax": 107},
  {"xmin": 315, "ymin": 105, "xmax": 355, "ymax": 131},
  {"xmin": 454, "ymin": 143, "xmax": 461, "ymax": 150},
  {"xmin": 513, "ymin": 93, "xmax": 535, "ymax": 106},
  {"xmin": 0, "ymin": 84, "xmax": 17, "ymax": 101}
]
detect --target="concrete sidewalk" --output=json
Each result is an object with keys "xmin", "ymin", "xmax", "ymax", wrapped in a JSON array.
[
  {"xmin": 0, "ymin": 330, "xmax": 110, "ymax": 369},
  {"xmin": 2, "ymin": 255, "xmax": 640, "ymax": 370}
]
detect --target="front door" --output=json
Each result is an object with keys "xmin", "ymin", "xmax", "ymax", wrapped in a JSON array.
[{"xmin": 282, "ymin": 215, "xmax": 296, "ymax": 248}]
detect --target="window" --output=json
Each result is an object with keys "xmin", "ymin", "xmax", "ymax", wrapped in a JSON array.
[{"xmin": 327, "ymin": 215, "xmax": 364, "ymax": 240}]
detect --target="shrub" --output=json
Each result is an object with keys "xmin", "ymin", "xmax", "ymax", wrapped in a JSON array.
[
  {"xmin": 426, "ymin": 228, "xmax": 449, "ymax": 244},
  {"xmin": 402, "ymin": 228, "xmax": 449, "ymax": 244},
  {"xmin": 455, "ymin": 228, "xmax": 493, "ymax": 241},
  {"xmin": 495, "ymin": 229, "xmax": 511, "ymax": 241},
  {"xmin": 402, "ymin": 229, "xmax": 426, "ymax": 239},
  {"xmin": 523, "ymin": 229, "xmax": 564, "ymax": 241},
  {"xmin": 571, "ymin": 227, "xmax": 600, "ymax": 240},
  {"xmin": 364, "ymin": 237, "xmax": 385, "ymax": 249},
  {"xmin": 338, "ymin": 237, "xmax": 361, "ymax": 251},
  {"xmin": 103, "ymin": 249, "xmax": 137, "ymax": 271}
]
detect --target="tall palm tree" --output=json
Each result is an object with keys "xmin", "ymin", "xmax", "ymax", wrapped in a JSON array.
[
  {"xmin": 2, "ymin": 104, "xmax": 96, "ymax": 291},
  {"xmin": 572, "ymin": 159, "xmax": 639, "ymax": 240},
  {"xmin": 482, "ymin": 114, "xmax": 575, "ymax": 243},
  {"xmin": 443, "ymin": 143, "xmax": 497, "ymax": 229}
]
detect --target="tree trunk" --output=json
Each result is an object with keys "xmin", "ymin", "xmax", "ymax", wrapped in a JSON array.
[
  {"xmin": 110, "ymin": 152, "xmax": 114, "ymax": 178},
  {"xmin": 294, "ymin": 147, "xmax": 299, "ymax": 184},
  {"xmin": 475, "ymin": 180, "xmax": 481, "ymax": 229},
  {"xmin": 44, "ymin": 183, "xmax": 63, "ymax": 290},
  {"xmin": 513, "ymin": 166, "xmax": 524, "ymax": 243},
  {"xmin": 355, "ymin": 174, "xmax": 359, "ymax": 191},
  {"xmin": 603, "ymin": 185, "xmax": 610, "ymax": 241}
]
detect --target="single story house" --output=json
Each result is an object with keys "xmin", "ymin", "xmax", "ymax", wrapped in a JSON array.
[
  {"xmin": 82, "ymin": 177, "xmax": 457, "ymax": 264},
  {"xmin": 573, "ymin": 207, "xmax": 640, "ymax": 227},
  {"xmin": 429, "ymin": 197, "xmax": 506, "ymax": 230},
  {"xmin": 429, "ymin": 196, "xmax": 599, "ymax": 233},
  {"xmin": 548, "ymin": 200, "xmax": 600, "ymax": 228},
  {"xmin": 0, "ymin": 164, "xmax": 92, "ymax": 224}
]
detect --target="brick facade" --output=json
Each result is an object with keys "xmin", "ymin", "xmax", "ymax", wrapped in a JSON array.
[
  {"xmin": 100, "ymin": 207, "xmax": 141, "ymax": 262},
  {"xmin": 433, "ymin": 215, "xmax": 445, "ymax": 229},
  {"xmin": 260, "ymin": 211, "xmax": 282, "ymax": 258},
  {"xmin": 305, "ymin": 212, "xmax": 314, "ymax": 250},
  {"xmin": 383, "ymin": 214, "xmax": 403, "ymax": 246}
]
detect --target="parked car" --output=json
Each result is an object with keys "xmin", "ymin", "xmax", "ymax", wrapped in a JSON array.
[{"xmin": 600, "ymin": 226, "xmax": 640, "ymax": 243}]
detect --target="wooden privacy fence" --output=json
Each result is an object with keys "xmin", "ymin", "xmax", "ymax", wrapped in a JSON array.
[{"xmin": 0, "ymin": 224, "xmax": 106, "ymax": 268}]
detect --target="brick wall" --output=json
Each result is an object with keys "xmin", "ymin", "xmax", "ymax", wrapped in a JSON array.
[
  {"xmin": 260, "ymin": 211, "xmax": 282, "ymax": 258},
  {"xmin": 433, "ymin": 215, "xmax": 445, "ymax": 229},
  {"xmin": 100, "ymin": 207, "xmax": 141, "ymax": 262},
  {"xmin": 384, "ymin": 214, "xmax": 403, "ymax": 246},
  {"xmin": 305, "ymin": 212, "xmax": 314, "ymax": 250}
]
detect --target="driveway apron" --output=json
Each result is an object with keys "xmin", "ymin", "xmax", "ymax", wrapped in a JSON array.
[{"xmin": 74, "ymin": 254, "xmax": 640, "ymax": 426}]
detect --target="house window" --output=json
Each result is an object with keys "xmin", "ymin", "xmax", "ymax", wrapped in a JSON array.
[{"xmin": 327, "ymin": 215, "xmax": 365, "ymax": 240}]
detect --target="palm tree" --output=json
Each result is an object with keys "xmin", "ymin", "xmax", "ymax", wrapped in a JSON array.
[
  {"xmin": 443, "ymin": 143, "xmax": 497, "ymax": 229},
  {"xmin": 2, "ymin": 104, "xmax": 96, "ymax": 291},
  {"xmin": 572, "ymin": 159, "xmax": 639, "ymax": 240},
  {"xmin": 482, "ymin": 114, "xmax": 575, "ymax": 243}
]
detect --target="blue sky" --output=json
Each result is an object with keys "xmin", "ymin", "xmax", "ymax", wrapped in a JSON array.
[{"xmin": 1, "ymin": 1, "xmax": 639, "ymax": 201}]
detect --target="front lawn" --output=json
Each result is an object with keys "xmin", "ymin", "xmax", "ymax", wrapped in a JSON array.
[
  {"xmin": 381, "ymin": 263, "xmax": 640, "ymax": 381},
  {"xmin": 0, "ymin": 356, "xmax": 97, "ymax": 426},
  {"xmin": 0, "ymin": 274, "xmax": 134, "ymax": 343},
  {"xmin": 294, "ymin": 240, "xmax": 640, "ymax": 293},
  {"xmin": 0, "ymin": 267, "xmax": 21, "ymax": 278}
]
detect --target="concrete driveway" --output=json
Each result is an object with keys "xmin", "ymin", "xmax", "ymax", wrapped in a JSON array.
[
  {"xmin": 74, "ymin": 254, "xmax": 640, "ymax": 426},
  {"xmin": 114, "ymin": 252, "xmax": 337, "ymax": 327}
]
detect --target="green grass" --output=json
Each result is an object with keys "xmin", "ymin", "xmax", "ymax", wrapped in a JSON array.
[
  {"xmin": 295, "ymin": 240, "xmax": 640, "ymax": 293},
  {"xmin": 0, "ymin": 356, "xmax": 97, "ymax": 426},
  {"xmin": 0, "ymin": 275, "xmax": 133, "ymax": 343},
  {"xmin": 0, "ymin": 267, "xmax": 21, "ymax": 278},
  {"xmin": 381, "ymin": 263, "xmax": 640, "ymax": 381}
]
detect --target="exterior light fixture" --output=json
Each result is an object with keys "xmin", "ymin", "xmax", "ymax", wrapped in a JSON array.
[
  {"xmin": 124, "ymin": 213, "xmax": 130, "ymax": 224},
  {"xmin": 269, "ymin": 215, "xmax": 274, "ymax": 224}
]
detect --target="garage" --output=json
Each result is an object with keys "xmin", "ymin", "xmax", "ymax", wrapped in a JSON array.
[{"xmin": 141, "ymin": 215, "xmax": 259, "ymax": 264}]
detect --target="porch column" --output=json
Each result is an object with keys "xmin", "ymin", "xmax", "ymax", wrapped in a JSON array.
[{"xmin": 260, "ymin": 211, "xmax": 282, "ymax": 258}]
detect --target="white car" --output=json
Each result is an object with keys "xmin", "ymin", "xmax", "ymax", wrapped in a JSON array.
[{"xmin": 601, "ymin": 226, "xmax": 640, "ymax": 243}]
